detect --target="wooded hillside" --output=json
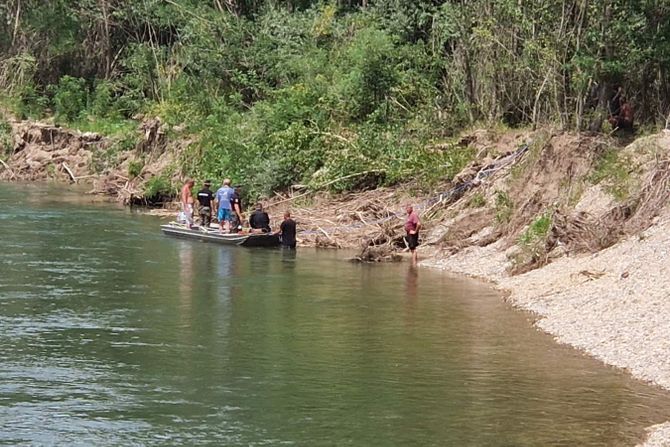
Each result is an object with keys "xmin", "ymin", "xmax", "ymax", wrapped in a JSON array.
[{"xmin": 1, "ymin": 0, "xmax": 669, "ymax": 197}]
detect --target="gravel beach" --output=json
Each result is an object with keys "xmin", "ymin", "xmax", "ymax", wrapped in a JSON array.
[{"xmin": 424, "ymin": 211, "xmax": 670, "ymax": 446}]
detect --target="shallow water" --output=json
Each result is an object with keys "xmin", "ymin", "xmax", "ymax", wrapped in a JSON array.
[{"xmin": 1, "ymin": 183, "xmax": 669, "ymax": 446}]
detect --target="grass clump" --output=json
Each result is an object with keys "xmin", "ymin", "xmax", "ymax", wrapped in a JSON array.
[
  {"xmin": 467, "ymin": 192, "xmax": 487, "ymax": 208},
  {"xmin": 494, "ymin": 190, "xmax": 514, "ymax": 224},
  {"xmin": 519, "ymin": 212, "xmax": 553, "ymax": 246},
  {"xmin": 589, "ymin": 149, "xmax": 631, "ymax": 201},
  {"xmin": 0, "ymin": 118, "xmax": 12, "ymax": 159},
  {"xmin": 510, "ymin": 132, "xmax": 551, "ymax": 181},
  {"xmin": 128, "ymin": 159, "xmax": 144, "ymax": 179},
  {"xmin": 510, "ymin": 211, "xmax": 554, "ymax": 274}
]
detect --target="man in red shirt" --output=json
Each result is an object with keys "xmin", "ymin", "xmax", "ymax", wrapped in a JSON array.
[
  {"xmin": 608, "ymin": 95, "xmax": 634, "ymax": 130},
  {"xmin": 405, "ymin": 205, "xmax": 421, "ymax": 265}
]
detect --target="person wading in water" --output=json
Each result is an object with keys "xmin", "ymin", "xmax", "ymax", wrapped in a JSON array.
[
  {"xmin": 405, "ymin": 204, "xmax": 421, "ymax": 265},
  {"xmin": 278, "ymin": 211, "xmax": 297, "ymax": 249}
]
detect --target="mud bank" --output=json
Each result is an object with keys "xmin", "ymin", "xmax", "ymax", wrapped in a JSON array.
[{"xmin": 0, "ymin": 117, "xmax": 177, "ymax": 204}]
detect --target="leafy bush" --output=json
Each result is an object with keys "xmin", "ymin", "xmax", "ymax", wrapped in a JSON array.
[
  {"xmin": 144, "ymin": 175, "xmax": 174, "ymax": 203},
  {"xmin": 51, "ymin": 76, "xmax": 88, "ymax": 122},
  {"xmin": 128, "ymin": 159, "xmax": 144, "ymax": 178},
  {"xmin": 16, "ymin": 84, "xmax": 49, "ymax": 119}
]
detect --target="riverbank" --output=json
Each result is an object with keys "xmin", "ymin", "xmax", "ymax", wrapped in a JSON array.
[
  {"xmin": 425, "ymin": 207, "xmax": 670, "ymax": 384},
  {"xmin": 424, "ymin": 195, "xmax": 670, "ymax": 446}
]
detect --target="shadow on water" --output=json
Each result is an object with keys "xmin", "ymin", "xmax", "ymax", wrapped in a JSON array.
[{"xmin": 1, "ymin": 183, "xmax": 670, "ymax": 446}]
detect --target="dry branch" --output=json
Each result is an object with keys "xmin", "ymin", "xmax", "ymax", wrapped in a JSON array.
[
  {"xmin": 271, "ymin": 169, "xmax": 385, "ymax": 206},
  {"xmin": 61, "ymin": 162, "xmax": 77, "ymax": 183},
  {"xmin": 0, "ymin": 158, "xmax": 16, "ymax": 179}
]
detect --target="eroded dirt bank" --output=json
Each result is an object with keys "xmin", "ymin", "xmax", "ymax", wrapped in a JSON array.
[{"xmin": 0, "ymin": 117, "xmax": 178, "ymax": 204}]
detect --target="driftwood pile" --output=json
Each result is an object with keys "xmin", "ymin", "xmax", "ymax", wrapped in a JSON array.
[{"xmin": 265, "ymin": 186, "xmax": 413, "ymax": 259}]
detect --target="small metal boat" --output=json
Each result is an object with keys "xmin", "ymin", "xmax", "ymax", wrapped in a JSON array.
[{"xmin": 160, "ymin": 222, "xmax": 280, "ymax": 247}]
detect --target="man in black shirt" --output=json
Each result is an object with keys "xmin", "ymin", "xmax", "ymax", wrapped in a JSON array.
[
  {"xmin": 230, "ymin": 186, "xmax": 243, "ymax": 233},
  {"xmin": 279, "ymin": 211, "xmax": 297, "ymax": 249},
  {"xmin": 249, "ymin": 203, "xmax": 271, "ymax": 233},
  {"xmin": 196, "ymin": 180, "xmax": 214, "ymax": 228}
]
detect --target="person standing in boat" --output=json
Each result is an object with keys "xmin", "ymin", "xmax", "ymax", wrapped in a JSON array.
[
  {"xmin": 249, "ymin": 203, "xmax": 271, "ymax": 233},
  {"xmin": 278, "ymin": 211, "xmax": 297, "ymax": 249},
  {"xmin": 405, "ymin": 204, "xmax": 421, "ymax": 265},
  {"xmin": 214, "ymin": 178, "xmax": 234, "ymax": 233},
  {"xmin": 180, "ymin": 179, "xmax": 195, "ymax": 228},
  {"xmin": 230, "ymin": 185, "xmax": 244, "ymax": 233},
  {"xmin": 196, "ymin": 180, "xmax": 214, "ymax": 228}
]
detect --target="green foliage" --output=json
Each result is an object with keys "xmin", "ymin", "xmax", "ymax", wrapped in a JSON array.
[
  {"xmin": 494, "ymin": 190, "xmax": 514, "ymax": 224},
  {"xmin": 3, "ymin": 0, "xmax": 670, "ymax": 200},
  {"xmin": 589, "ymin": 149, "xmax": 632, "ymax": 201},
  {"xmin": 519, "ymin": 213, "xmax": 553, "ymax": 246},
  {"xmin": 144, "ymin": 175, "xmax": 174, "ymax": 202},
  {"xmin": 468, "ymin": 192, "xmax": 486, "ymax": 208},
  {"xmin": 128, "ymin": 160, "xmax": 144, "ymax": 179},
  {"xmin": 0, "ymin": 118, "xmax": 12, "ymax": 159},
  {"xmin": 16, "ymin": 84, "xmax": 49, "ymax": 119},
  {"xmin": 50, "ymin": 76, "xmax": 88, "ymax": 122},
  {"xmin": 512, "ymin": 211, "xmax": 554, "ymax": 273}
]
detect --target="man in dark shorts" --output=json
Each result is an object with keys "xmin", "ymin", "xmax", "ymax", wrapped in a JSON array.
[
  {"xmin": 249, "ymin": 203, "xmax": 271, "ymax": 233},
  {"xmin": 278, "ymin": 211, "xmax": 297, "ymax": 249},
  {"xmin": 405, "ymin": 204, "xmax": 421, "ymax": 265},
  {"xmin": 196, "ymin": 180, "xmax": 214, "ymax": 228}
]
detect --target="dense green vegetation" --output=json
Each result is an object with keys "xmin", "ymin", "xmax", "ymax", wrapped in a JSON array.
[{"xmin": 1, "ymin": 1, "xmax": 669, "ymax": 197}]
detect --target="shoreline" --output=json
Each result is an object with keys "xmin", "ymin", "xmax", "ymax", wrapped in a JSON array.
[
  {"xmin": 2, "ymin": 179, "xmax": 669, "ymax": 445},
  {"xmin": 421, "ymin": 213, "xmax": 670, "ymax": 446}
]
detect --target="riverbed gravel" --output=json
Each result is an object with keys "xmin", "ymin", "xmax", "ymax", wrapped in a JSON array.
[{"xmin": 425, "ymin": 211, "xmax": 670, "ymax": 446}]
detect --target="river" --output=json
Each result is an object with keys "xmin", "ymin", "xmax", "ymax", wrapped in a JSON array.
[{"xmin": 1, "ymin": 183, "xmax": 669, "ymax": 446}]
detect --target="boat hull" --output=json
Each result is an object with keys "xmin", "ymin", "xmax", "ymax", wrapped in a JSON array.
[{"xmin": 160, "ymin": 224, "xmax": 280, "ymax": 247}]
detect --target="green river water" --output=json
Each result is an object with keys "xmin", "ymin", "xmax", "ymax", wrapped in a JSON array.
[{"xmin": 1, "ymin": 183, "xmax": 670, "ymax": 446}]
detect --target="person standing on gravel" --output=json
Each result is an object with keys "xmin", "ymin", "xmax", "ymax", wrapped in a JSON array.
[{"xmin": 405, "ymin": 204, "xmax": 421, "ymax": 265}]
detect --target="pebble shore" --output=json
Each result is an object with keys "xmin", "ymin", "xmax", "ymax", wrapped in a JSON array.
[{"xmin": 424, "ymin": 212, "xmax": 670, "ymax": 446}]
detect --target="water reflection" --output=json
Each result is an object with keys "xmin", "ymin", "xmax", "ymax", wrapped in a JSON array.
[
  {"xmin": 405, "ymin": 264, "xmax": 419, "ymax": 301},
  {"xmin": 178, "ymin": 241, "xmax": 195, "ymax": 306},
  {"xmin": 2, "ymin": 183, "xmax": 670, "ymax": 446}
]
